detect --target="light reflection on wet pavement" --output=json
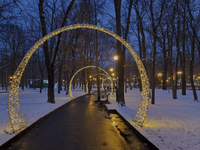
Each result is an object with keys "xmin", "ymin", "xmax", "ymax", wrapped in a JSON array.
[{"xmin": 5, "ymin": 94, "xmax": 150, "ymax": 150}]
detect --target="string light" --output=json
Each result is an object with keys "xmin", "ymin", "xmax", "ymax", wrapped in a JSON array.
[
  {"xmin": 89, "ymin": 73, "xmax": 113, "ymax": 94},
  {"xmin": 8, "ymin": 24, "xmax": 150, "ymax": 133},
  {"xmin": 69, "ymin": 66, "xmax": 113, "ymax": 99}
]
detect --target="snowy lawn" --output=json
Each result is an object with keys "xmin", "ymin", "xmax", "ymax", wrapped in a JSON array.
[
  {"xmin": 106, "ymin": 89, "xmax": 200, "ymax": 150},
  {"xmin": 1, "ymin": 88, "xmax": 200, "ymax": 150},
  {"xmin": 0, "ymin": 88, "xmax": 86, "ymax": 146}
]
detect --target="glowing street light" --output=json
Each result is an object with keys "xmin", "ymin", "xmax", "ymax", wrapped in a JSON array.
[
  {"xmin": 177, "ymin": 71, "xmax": 182, "ymax": 75},
  {"xmin": 110, "ymin": 68, "xmax": 114, "ymax": 72},
  {"xmin": 112, "ymin": 73, "xmax": 115, "ymax": 76},
  {"xmin": 113, "ymin": 55, "xmax": 119, "ymax": 102},
  {"xmin": 113, "ymin": 55, "xmax": 118, "ymax": 61},
  {"xmin": 157, "ymin": 73, "xmax": 162, "ymax": 77}
]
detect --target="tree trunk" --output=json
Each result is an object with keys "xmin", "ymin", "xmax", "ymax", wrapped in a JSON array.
[
  {"xmin": 58, "ymin": 64, "xmax": 62, "ymax": 94},
  {"xmin": 150, "ymin": 0, "xmax": 164, "ymax": 104},
  {"xmin": 33, "ymin": 67, "xmax": 36, "ymax": 90},
  {"xmin": 181, "ymin": 4, "xmax": 186, "ymax": 95},
  {"xmin": 1, "ymin": 71, "xmax": 3, "ymax": 90},
  {"xmin": 48, "ymin": 67, "xmax": 55, "ymax": 103},
  {"xmin": 174, "ymin": 53, "xmax": 178, "ymax": 98},
  {"xmin": 66, "ymin": 70, "xmax": 69, "ymax": 95},
  {"xmin": 174, "ymin": 9, "xmax": 181, "ymax": 98},
  {"xmin": 151, "ymin": 35, "xmax": 156, "ymax": 104},
  {"xmin": 5, "ymin": 68, "xmax": 8, "ymax": 91},
  {"xmin": 162, "ymin": 32, "xmax": 167, "ymax": 90},
  {"xmin": 137, "ymin": 22, "xmax": 142, "ymax": 92},
  {"xmin": 168, "ymin": 27, "xmax": 176, "ymax": 99},
  {"xmin": 84, "ymin": 69, "xmax": 87, "ymax": 92},
  {"xmin": 124, "ymin": 65, "xmax": 127, "ymax": 93},
  {"xmin": 94, "ymin": 0, "xmax": 101, "ymax": 101},
  {"xmin": 40, "ymin": 73, "xmax": 43, "ymax": 93},
  {"xmin": 150, "ymin": 0, "xmax": 156, "ymax": 104},
  {"xmin": 64, "ymin": 71, "xmax": 66, "ymax": 91},
  {"xmin": 189, "ymin": 30, "xmax": 198, "ymax": 101},
  {"xmin": 38, "ymin": 0, "xmax": 75, "ymax": 103}
]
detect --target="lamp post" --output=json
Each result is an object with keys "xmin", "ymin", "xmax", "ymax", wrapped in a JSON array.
[
  {"xmin": 157, "ymin": 73, "xmax": 162, "ymax": 89},
  {"xmin": 111, "ymin": 73, "xmax": 115, "ymax": 91},
  {"xmin": 113, "ymin": 55, "xmax": 118, "ymax": 102},
  {"xmin": 177, "ymin": 71, "xmax": 182, "ymax": 87},
  {"xmin": 110, "ymin": 67, "xmax": 114, "ymax": 86}
]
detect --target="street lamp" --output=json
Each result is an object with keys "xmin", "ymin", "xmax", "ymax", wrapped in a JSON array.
[
  {"xmin": 157, "ymin": 73, "xmax": 162, "ymax": 77},
  {"xmin": 177, "ymin": 71, "xmax": 182, "ymax": 87},
  {"xmin": 113, "ymin": 55, "xmax": 118, "ymax": 61},
  {"xmin": 177, "ymin": 71, "xmax": 182, "ymax": 75},
  {"xmin": 113, "ymin": 55, "xmax": 118, "ymax": 102},
  {"xmin": 157, "ymin": 73, "xmax": 162, "ymax": 88}
]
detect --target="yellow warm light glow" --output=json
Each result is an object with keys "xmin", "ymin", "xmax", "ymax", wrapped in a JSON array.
[
  {"xmin": 8, "ymin": 24, "xmax": 150, "ymax": 133},
  {"xmin": 198, "ymin": 76, "xmax": 200, "ymax": 79},
  {"xmin": 110, "ymin": 68, "xmax": 114, "ymax": 72},
  {"xmin": 69, "ymin": 66, "xmax": 113, "ymax": 99},
  {"xmin": 89, "ymin": 75, "xmax": 92, "ymax": 78},
  {"xmin": 112, "ymin": 73, "xmax": 115, "ymax": 76},
  {"xmin": 113, "ymin": 55, "xmax": 118, "ymax": 61},
  {"xmin": 158, "ymin": 73, "xmax": 162, "ymax": 76},
  {"xmin": 177, "ymin": 71, "xmax": 182, "ymax": 75}
]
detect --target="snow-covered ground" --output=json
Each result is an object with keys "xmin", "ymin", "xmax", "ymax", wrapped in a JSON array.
[
  {"xmin": 0, "ymin": 88, "xmax": 86, "ymax": 146},
  {"xmin": 107, "ymin": 89, "xmax": 200, "ymax": 150},
  {"xmin": 1, "ymin": 88, "xmax": 200, "ymax": 150}
]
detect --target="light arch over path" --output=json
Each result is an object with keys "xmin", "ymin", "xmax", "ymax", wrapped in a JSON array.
[
  {"xmin": 8, "ymin": 24, "xmax": 150, "ymax": 132},
  {"xmin": 90, "ymin": 73, "xmax": 113, "ymax": 93},
  {"xmin": 102, "ymin": 77, "xmax": 111, "ymax": 90},
  {"xmin": 87, "ymin": 73, "xmax": 114, "ymax": 95},
  {"xmin": 69, "ymin": 66, "xmax": 113, "ymax": 99}
]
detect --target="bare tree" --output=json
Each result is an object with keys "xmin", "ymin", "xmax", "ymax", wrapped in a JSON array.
[{"xmin": 38, "ymin": 0, "xmax": 75, "ymax": 103}]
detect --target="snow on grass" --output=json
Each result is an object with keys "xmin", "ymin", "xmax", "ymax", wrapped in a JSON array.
[
  {"xmin": 106, "ymin": 89, "xmax": 200, "ymax": 150},
  {"xmin": 0, "ymin": 88, "xmax": 86, "ymax": 146},
  {"xmin": 1, "ymin": 88, "xmax": 200, "ymax": 150}
]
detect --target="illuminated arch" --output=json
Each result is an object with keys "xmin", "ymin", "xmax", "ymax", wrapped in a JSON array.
[
  {"xmin": 91, "ymin": 73, "xmax": 113, "ymax": 94},
  {"xmin": 102, "ymin": 77, "xmax": 111, "ymax": 89},
  {"xmin": 69, "ymin": 66, "xmax": 112, "ymax": 99},
  {"xmin": 8, "ymin": 24, "xmax": 150, "ymax": 132}
]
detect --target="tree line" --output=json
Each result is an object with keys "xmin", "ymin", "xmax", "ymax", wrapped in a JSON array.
[{"xmin": 0, "ymin": 0, "xmax": 199, "ymax": 104}]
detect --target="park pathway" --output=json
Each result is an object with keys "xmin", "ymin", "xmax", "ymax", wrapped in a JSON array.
[{"xmin": 5, "ymin": 94, "xmax": 150, "ymax": 150}]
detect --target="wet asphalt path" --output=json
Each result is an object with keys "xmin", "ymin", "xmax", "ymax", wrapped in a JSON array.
[{"xmin": 6, "ymin": 94, "xmax": 149, "ymax": 150}]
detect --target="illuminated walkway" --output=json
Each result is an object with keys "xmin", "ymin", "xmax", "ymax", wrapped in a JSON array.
[{"xmin": 4, "ymin": 94, "xmax": 150, "ymax": 150}]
